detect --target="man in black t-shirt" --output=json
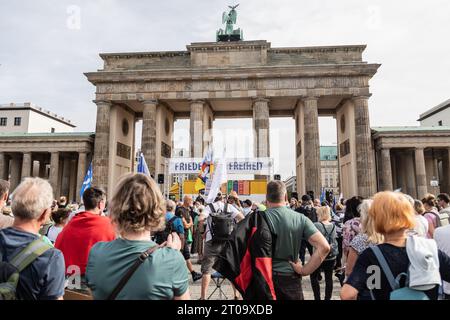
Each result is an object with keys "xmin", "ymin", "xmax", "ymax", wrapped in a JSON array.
[{"xmin": 296, "ymin": 195, "xmax": 317, "ymax": 264}]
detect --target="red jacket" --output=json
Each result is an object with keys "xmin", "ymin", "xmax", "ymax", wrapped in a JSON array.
[{"xmin": 55, "ymin": 211, "xmax": 116, "ymax": 275}]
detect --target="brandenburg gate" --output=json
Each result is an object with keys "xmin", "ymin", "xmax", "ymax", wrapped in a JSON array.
[{"xmin": 85, "ymin": 39, "xmax": 380, "ymax": 199}]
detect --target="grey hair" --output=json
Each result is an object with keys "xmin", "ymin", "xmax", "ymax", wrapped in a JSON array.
[
  {"xmin": 166, "ymin": 199, "xmax": 176, "ymax": 212},
  {"xmin": 11, "ymin": 177, "xmax": 53, "ymax": 220}
]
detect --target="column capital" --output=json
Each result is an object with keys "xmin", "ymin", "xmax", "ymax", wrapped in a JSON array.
[
  {"xmin": 352, "ymin": 94, "xmax": 372, "ymax": 101},
  {"xmin": 302, "ymin": 96, "xmax": 319, "ymax": 103},
  {"xmin": 188, "ymin": 99, "xmax": 205, "ymax": 105},
  {"xmin": 93, "ymin": 100, "xmax": 112, "ymax": 106},
  {"xmin": 140, "ymin": 98, "xmax": 158, "ymax": 106},
  {"xmin": 251, "ymin": 97, "xmax": 270, "ymax": 104}
]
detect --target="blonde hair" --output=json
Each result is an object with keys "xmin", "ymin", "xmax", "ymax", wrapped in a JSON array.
[
  {"xmin": 369, "ymin": 192, "xmax": 416, "ymax": 235},
  {"xmin": 109, "ymin": 173, "xmax": 165, "ymax": 234},
  {"xmin": 316, "ymin": 206, "xmax": 331, "ymax": 222},
  {"xmin": 359, "ymin": 199, "xmax": 383, "ymax": 244}
]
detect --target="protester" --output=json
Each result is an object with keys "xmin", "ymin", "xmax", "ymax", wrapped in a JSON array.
[
  {"xmin": 296, "ymin": 194, "xmax": 317, "ymax": 265},
  {"xmin": 85, "ymin": 173, "xmax": 189, "ymax": 300},
  {"xmin": 176, "ymin": 195, "xmax": 202, "ymax": 282},
  {"xmin": 437, "ymin": 193, "xmax": 450, "ymax": 222},
  {"xmin": 55, "ymin": 187, "xmax": 116, "ymax": 293},
  {"xmin": 58, "ymin": 196, "xmax": 68, "ymax": 209},
  {"xmin": 413, "ymin": 199, "xmax": 429, "ymax": 237},
  {"xmin": 199, "ymin": 192, "xmax": 244, "ymax": 300},
  {"xmin": 345, "ymin": 199, "xmax": 383, "ymax": 277},
  {"xmin": 228, "ymin": 191, "xmax": 244, "ymax": 214},
  {"xmin": 422, "ymin": 194, "xmax": 439, "ymax": 238},
  {"xmin": 290, "ymin": 197, "xmax": 299, "ymax": 210},
  {"xmin": 341, "ymin": 191, "xmax": 450, "ymax": 300},
  {"xmin": 0, "ymin": 178, "xmax": 65, "ymax": 300},
  {"xmin": 191, "ymin": 204, "xmax": 205, "ymax": 263},
  {"xmin": 331, "ymin": 202, "xmax": 345, "ymax": 272},
  {"xmin": 309, "ymin": 206, "xmax": 337, "ymax": 300},
  {"xmin": 342, "ymin": 196, "xmax": 363, "ymax": 258},
  {"xmin": 0, "ymin": 179, "xmax": 14, "ymax": 229},
  {"xmin": 313, "ymin": 199, "xmax": 321, "ymax": 208},
  {"xmin": 434, "ymin": 221, "xmax": 450, "ymax": 300},
  {"xmin": 46, "ymin": 208, "xmax": 71, "ymax": 243},
  {"xmin": 242, "ymin": 199, "xmax": 253, "ymax": 216},
  {"xmin": 261, "ymin": 181, "xmax": 329, "ymax": 300},
  {"xmin": 154, "ymin": 200, "xmax": 184, "ymax": 245}
]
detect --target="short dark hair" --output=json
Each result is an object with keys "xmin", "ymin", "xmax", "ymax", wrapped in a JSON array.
[
  {"xmin": 82, "ymin": 187, "xmax": 106, "ymax": 211},
  {"xmin": 52, "ymin": 208, "xmax": 71, "ymax": 225},
  {"xmin": 243, "ymin": 199, "xmax": 252, "ymax": 207},
  {"xmin": 301, "ymin": 194, "xmax": 311, "ymax": 202},
  {"xmin": 0, "ymin": 179, "xmax": 10, "ymax": 199},
  {"xmin": 266, "ymin": 181, "xmax": 287, "ymax": 203},
  {"xmin": 438, "ymin": 193, "xmax": 450, "ymax": 204}
]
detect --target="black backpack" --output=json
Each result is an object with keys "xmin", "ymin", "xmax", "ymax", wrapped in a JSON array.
[
  {"xmin": 207, "ymin": 203, "xmax": 235, "ymax": 242},
  {"xmin": 318, "ymin": 222, "xmax": 338, "ymax": 260},
  {"xmin": 154, "ymin": 216, "xmax": 179, "ymax": 245}
]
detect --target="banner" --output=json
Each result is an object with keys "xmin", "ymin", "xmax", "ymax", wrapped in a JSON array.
[{"xmin": 169, "ymin": 158, "xmax": 273, "ymax": 175}]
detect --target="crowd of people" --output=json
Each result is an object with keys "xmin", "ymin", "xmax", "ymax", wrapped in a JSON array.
[{"xmin": 1, "ymin": 175, "xmax": 450, "ymax": 301}]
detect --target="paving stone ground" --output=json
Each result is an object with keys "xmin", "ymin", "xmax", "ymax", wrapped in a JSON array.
[{"xmin": 187, "ymin": 254, "xmax": 342, "ymax": 300}]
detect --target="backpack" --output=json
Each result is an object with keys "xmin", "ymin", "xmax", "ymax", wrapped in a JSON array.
[
  {"xmin": 370, "ymin": 246, "xmax": 429, "ymax": 300},
  {"xmin": 427, "ymin": 211, "xmax": 449, "ymax": 227},
  {"xmin": 318, "ymin": 222, "xmax": 338, "ymax": 260},
  {"xmin": 154, "ymin": 216, "xmax": 179, "ymax": 245},
  {"xmin": 0, "ymin": 238, "xmax": 52, "ymax": 300},
  {"xmin": 207, "ymin": 203, "xmax": 235, "ymax": 242}
]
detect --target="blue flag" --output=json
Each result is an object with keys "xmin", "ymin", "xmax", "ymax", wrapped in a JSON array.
[
  {"xmin": 137, "ymin": 152, "xmax": 151, "ymax": 177},
  {"xmin": 320, "ymin": 188, "xmax": 326, "ymax": 204},
  {"xmin": 80, "ymin": 162, "xmax": 93, "ymax": 200}
]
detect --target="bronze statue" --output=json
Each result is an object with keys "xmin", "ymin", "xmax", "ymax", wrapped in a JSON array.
[{"xmin": 216, "ymin": 4, "xmax": 243, "ymax": 42}]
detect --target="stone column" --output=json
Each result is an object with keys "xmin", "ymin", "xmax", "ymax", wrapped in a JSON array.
[
  {"xmin": 141, "ymin": 99, "xmax": 158, "ymax": 177},
  {"xmin": 39, "ymin": 160, "xmax": 47, "ymax": 179},
  {"xmin": 92, "ymin": 100, "xmax": 111, "ymax": 192},
  {"xmin": 69, "ymin": 159, "xmax": 77, "ymax": 203},
  {"xmin": 415, "ymin": 147, "xmax": 427, "ymax": 198},
  {"xmin": 76, "ymin": 152, "xmax": 88, "ymax": 202},
  {"xmin": 379, "ymin": 148, "xmax": 393, "ymax": 191},
  {"xmin": 446, "ymin": 148, "xmax": 450, "ymax": 194},
  {"xmin": 21, "ymin": 152, "xmax": 32, "ymax": 179},
  {"xmin": 61, "ymin": 157, "xmax": 71, "ymax": 198},
  {"xmin": 253, "ymin": 98, "xmax": 270, "ymax": 179},
  {"xmin": 49, "ymin": 152, "xmax": 60, "ymax": 197},
  {"xmin": 9, "ymin": 156, "xmax": 22, "ymax": 192},
  {"xmin": 190, "ymin": 100, "xmax": 206, "ymax": 158},
  {"xmin": 0, "ymin": 152, "xmax": 8, "ymax": 180},
  {"xmin": 353, "ymin": 96, "xmax": 376, "ymax": 198},
  {"xmin": 303, "ymin": 96, "xmax": 321, "ymax": 198}
]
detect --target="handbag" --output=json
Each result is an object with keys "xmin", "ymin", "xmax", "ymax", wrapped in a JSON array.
[{"xmin": 107, "ymin": 244, "xmax": 161, "ymax": 300}]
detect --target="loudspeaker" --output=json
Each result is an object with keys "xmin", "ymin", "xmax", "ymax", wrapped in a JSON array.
[
  {"xmin": 274, "ymin": 174, "xmax": 281, "ymax": 181},
  {"xmin": 157, "ymin": 174, "xmax": 164, "ymax": 184}
]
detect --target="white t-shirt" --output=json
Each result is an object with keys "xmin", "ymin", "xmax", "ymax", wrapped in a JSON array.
[
  {"xmin": 414, "ymin": 215, "xmax": 429, "ymax": 238},
  {"xmin": 46, "ymin": 225, "xmax": 64, "ymax": 243},
  {"xmin": 203, "ymin": 201, "xmax": 240, "ymax": 243},
  {"xmin": 434, "ymin": 225, "xmax": 450, "ymax": 294}
]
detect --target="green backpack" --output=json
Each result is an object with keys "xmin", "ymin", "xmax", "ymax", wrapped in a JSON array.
[{"xmin": 0, "ymin": 238, "xmax": 52, "ymax": 300}]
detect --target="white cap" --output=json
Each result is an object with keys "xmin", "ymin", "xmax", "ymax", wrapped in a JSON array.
[{"xmin": 406, "ymin": 236, "xmax": 441, "ymax": 290}]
